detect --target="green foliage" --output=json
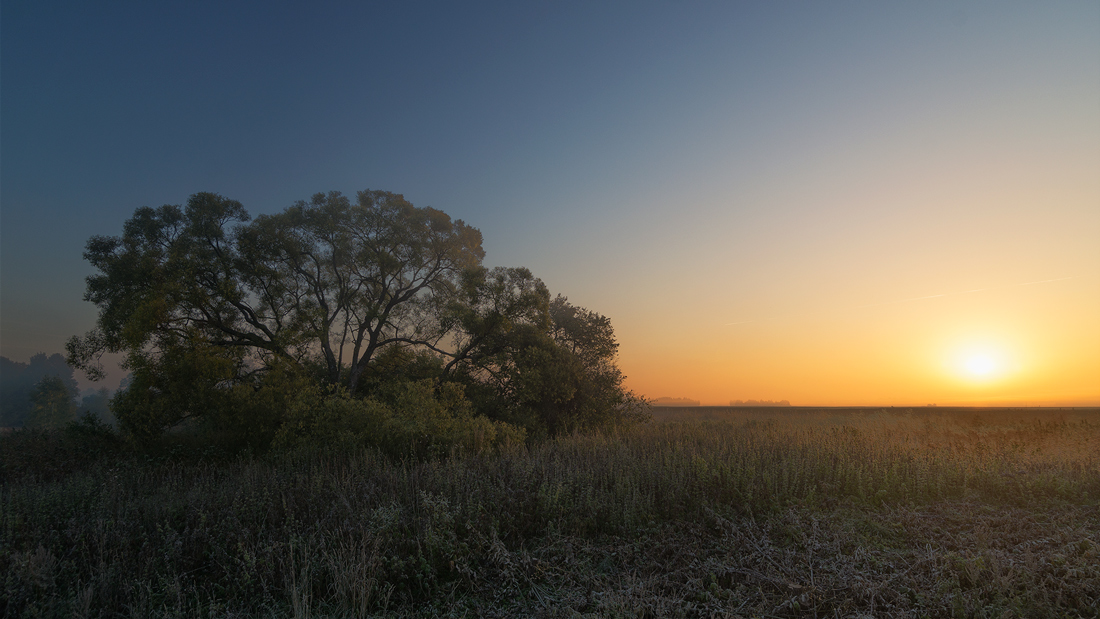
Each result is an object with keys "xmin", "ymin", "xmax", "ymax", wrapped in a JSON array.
[
  {"xmin": 0, "ymin": 414, "xmax": 122, "ymax": 483},
  {"xmin": 67, "ymin": 190, "xmax": 485, "ymax": 391},
  {"xmin": 109, "ymin": 340, "xmax": 244, "ymax": 441},
  {"xmin": 236, "ymin": 190, "xmax": 486, "ymax": 392},
  {"xmin": 378, "ymin": 380, "xmax": 526, "ymax": 458},
  {"xmin": 439, "ymin": 265, "xmax": 551, "ymax": 375},
  {"xmin": 459, "ymin": 294, "xmax": 649, "ymax": 437},
  {"xmin": 77, "ymin": 387, "xmax": 113, "ymax": 425},
  {"xmin": 549, "ymin": 294, "xmax": 616, "ymax": 363},
  {"xmin": 62, "ymin": 414, "xmax": 124, "ymax": 460},
  {"xmin": 273, "ymin": 379, "xmax": 525, "ymax": 458},
  {"xmin": 24, "ymin": 376, "xmax": 77, "ymax": 430},
  {"xmin": 66, "ymin": 190, "xmax": 643, "ymax": 446},
  {"xmin": 272, "ymin": 384, "xmax": 390, "ymax": 452},
  {"xmin": 353, "ymin": 346, "xmax": 445, "ymax": 396}
]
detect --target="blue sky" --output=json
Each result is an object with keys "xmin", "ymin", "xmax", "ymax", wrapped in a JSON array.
[{"xmin": 3, "ymin": 1, "xmax": 1098, "ymax": 403}]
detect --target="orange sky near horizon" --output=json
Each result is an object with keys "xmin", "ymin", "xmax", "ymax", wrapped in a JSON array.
[
  {"xmin": 564, "ymin": 127, "xmax": 1100, "ymax": 407},
  {"xmin": 616, "ymin": 275, "xmax": 1099, "ymax": 407}
]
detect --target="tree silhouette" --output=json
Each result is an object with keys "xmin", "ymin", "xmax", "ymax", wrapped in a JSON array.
[
  {"xmin": 68, "ymin": 190, "xmax": 644, "ymax": 440},
  {"xmin": 26, "ymin": 375, "xmax": 77, "ymax": 429},
  {"xmin": 1, "ymin": 353, "xmax": 79, "ymax": 427}
]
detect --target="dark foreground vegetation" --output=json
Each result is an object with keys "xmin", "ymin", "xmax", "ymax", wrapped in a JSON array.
[{"xmin": 3, "ymin": 408, "xmax": 1098, "ymax": 618}]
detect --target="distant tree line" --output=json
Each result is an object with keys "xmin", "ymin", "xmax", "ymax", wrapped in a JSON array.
[
  {"xmin": 730, "ymin": 399, "xmax": 791, "ymax": 407},
  {"xmin": 651, "ymin": 397, "xmax": 700, "ymax": 407},
  {"xmin": 0, "ymin": 353, "xmax": 113, "ymax": 429},
  {"xmin": 648, "ymin": 398, "xmax": 793, "ymax": 408},
  {"xmin": 66, "ymin": 190, "xmax": 647, "ymax": 453}
]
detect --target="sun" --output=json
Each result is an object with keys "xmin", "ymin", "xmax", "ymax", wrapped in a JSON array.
[
  {"xmin": 945, "ymin": 339, "xmax": 1016, "ymax": 385},
  {"xmin": 965, "ymin": 355, "xmax": 996, "ymax": 377}
]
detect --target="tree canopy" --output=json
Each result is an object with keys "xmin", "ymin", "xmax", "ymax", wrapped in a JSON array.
[{"xmin": 68, "ymin": 190, "xmax": 646, "ymax": 445}]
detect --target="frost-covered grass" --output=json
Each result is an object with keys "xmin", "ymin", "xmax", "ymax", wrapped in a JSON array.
[{"xmin": 3, "ymin": 408, "xmax": 1098, "ymax": 617}]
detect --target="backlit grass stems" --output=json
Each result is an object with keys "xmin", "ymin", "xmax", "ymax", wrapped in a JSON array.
[{"xmin": 2, "ymin": 410, "xmax": 1098, "ymax": 617}]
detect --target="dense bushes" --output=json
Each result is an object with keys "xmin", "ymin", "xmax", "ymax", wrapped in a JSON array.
[
  {"xmin": 104, "ymin": 360, "xmax": 529, "ymax": 458},
  {"xmin": 273, "ymin": 380, "xmax": 525, "ymax": 458},
  {"xmin": 0, "ymin": 414, "xmax": 122, "ymax": 482}
]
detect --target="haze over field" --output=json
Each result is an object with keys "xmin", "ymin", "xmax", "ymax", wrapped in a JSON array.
[{"xmin": 2, "ymin": 1, "xmax": 1098, "ymax": 406}]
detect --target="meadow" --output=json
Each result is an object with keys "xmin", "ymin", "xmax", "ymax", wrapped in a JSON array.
[{"xmin": 2, "ymin": 407, "xmax": 1098, "ymax": 618}]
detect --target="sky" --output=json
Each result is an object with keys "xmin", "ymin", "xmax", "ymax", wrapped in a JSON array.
[{"xmin": 2, "ymin": 1, "xmax": 1098, "ymax": 406}]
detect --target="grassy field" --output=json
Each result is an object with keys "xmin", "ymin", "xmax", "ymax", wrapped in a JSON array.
[{"xmin": 2, "ymin": 408, "xmax": 1098, "ymax": 617}]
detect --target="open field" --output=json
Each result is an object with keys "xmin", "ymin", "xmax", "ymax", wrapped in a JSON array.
[{"xmin": 3, "ymin": 408, "xmax": 1098, "ymax": 617}]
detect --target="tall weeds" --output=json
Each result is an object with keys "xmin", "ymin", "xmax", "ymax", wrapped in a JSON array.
[{"xmin": 2, "ymin": 408, "xmax": 1097, "ymax": 617}]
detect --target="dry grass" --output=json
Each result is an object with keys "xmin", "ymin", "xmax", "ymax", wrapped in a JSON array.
[{"xmin": 2, "ymin": 408, "xmax": 1098, "ymax": 617}]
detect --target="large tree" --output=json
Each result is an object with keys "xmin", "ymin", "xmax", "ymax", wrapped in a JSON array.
[
  {"xmin": 70, "ymin": 191, "xmax": 482, "ymax": 385},
  {"xmin": 68, "ymin": 191, "xmax": 484, "ymax": 431},
  {"xmin": 234, "ymin": 190, "xmax": 484, "ymax": 392},
  {"xmin": 68, "ymin": 190, "xmax": 644, "ymax": 440}
]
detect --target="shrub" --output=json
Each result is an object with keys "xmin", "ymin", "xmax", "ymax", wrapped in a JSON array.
[
  {"xmin": 273, "ymin": 380, "xmax": 525, "ymax": 458},
  {"xmin": 272, "ymin": 384, "xmax": 391, "ymax": 452}
]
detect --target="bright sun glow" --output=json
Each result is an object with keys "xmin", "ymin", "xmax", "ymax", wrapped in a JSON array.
[
  {"xmin": 965, "ymin": 355, "xmax": 996, "ymax": 376},
  {"xmin": 946, "ymin": 338, "xmax": 1017, "ymax": 385}
]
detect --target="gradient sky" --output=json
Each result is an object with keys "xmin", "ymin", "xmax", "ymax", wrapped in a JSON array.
[{"xmin": 3, "ymin": 1, "xmax": 1098, "ymax": 405}]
